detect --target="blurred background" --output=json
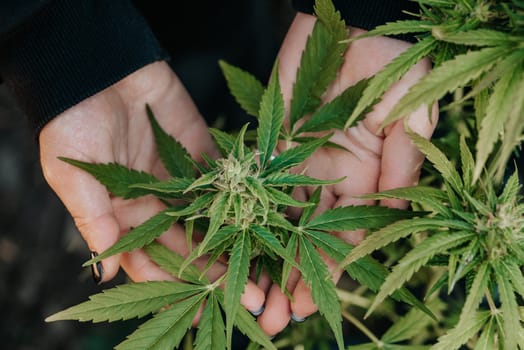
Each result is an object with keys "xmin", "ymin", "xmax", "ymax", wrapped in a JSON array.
[{"xmin": 0, "ymin": 1, "xmax": 295, "ymax": 349}]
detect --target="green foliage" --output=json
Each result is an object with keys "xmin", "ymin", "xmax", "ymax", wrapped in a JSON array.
[{"xmin": 47, "ymin": 1, "xmax": 524, "ymax": 349}]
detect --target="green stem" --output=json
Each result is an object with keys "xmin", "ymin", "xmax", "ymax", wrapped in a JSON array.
[
  {"xmin": 484, "ymin": 288, "xmax": 499, "ymax": 315},
  {"xmin": 341, "ymin": 309, "xmax": 382, "ymax": 346}
]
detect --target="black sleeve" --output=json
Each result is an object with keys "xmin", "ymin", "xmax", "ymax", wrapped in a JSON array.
[
  {"xmin": 292, "ymin": 0, "xmax": 419, "ymax": 42},
  {"xmin": 0, "ymin": 0, "xmax": 168, "ymax": 134}
]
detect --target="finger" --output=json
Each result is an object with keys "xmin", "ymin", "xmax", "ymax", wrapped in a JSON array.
[
  {"xmin": 379, "ymin": 102, "xmax": 438, "ymax": 209},
  {"xmin": 257, "ymin": 284, "xmax": 291, "ymax": 337},
  {"xmin": 290, "ymin": 252, "xmax": 343, "ymax": 320}
]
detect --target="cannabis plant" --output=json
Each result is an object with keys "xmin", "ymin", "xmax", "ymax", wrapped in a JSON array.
[
  {"xmin": 45, "ymin": 0, "xmax": 524, "ymax": 349},
  {"xmin": 45, "ymin": 1, "xmax": 428, "ymax": 349}
]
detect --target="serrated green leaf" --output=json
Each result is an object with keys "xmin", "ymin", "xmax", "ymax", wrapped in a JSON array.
[
  {"xmin": 433, "ymin": 28, "xmax": 516, "ymax": 47},
  {"xmin": 257, "ymin": 62, "xmax": 285, "ymax": 168},
  {"xmin": 245, "ymin": 176, "xmax": 269, "ymax": 211},
  {"xmin": 209, "ymin": 128, "xmax": 236, "ymax": 156},
  {"xmin": 351, "ymin": 20, "xmax": 432, "ymax": 39},
  {"xmin": 432, "ymin": 311, "xmax": 490, "ymax": 350},
  {"xmin": 384, "ymin": 46, "xmax": 510, "ymax": 128},
  {"xmin": 264, "ymin": 134, "xmax": 331, "ymax": 174},
  {"xmin": 299, "ymin": 236, "xmax": 344, "ymax": 349},
  {"xmin": 493, "ymin": 261, "xmax": 521, "ymax": 350},
  {"xmin": 263, "ymin": 172, "xmax": 342, "ymax": 187},
  {"xmin": 299, "ymin": 187, "xmax": 322, "ymax": 226},
  {"xmin": 225, "ymin": 230, "xmax": 251, "ymax": 348},
  {"xmin": 459, "ymin": 135, "xmax": 474, "ymax": 191},
  {"xmin": 339, "ymin": 218, "xmax": 471, "ymax": 270},
  {"xmin": 146, "ymin": 105, "xmax": 194, "ymax": 178},
  {"xmin": 288, "ymin": 0, "xmax": 348, "ymax": 128},
  {"xmin": 306, "ymin": 205, "xmax": 423, "ymax": 232},
  {"xmin": 500, "ymin": 258, "xmax": 524, "ymax": 299},
  {"xmin": 45, "ymin": 281, "xmax": 204, "ymax": 323},
  {"xmin": 219, "ymin": 60, "xmax": 264, "ymax": 117},
  {"xmin": 297, "ymin": 78, "xmax": 369, "ymax": 133},
  {"xmin": 144, "ymin": 242, "xmax": 207, "ymax": 284},
  {"xmin": 130, "ymin": 177, "xmax": 193, "ymax": 196},
  {"xmin": 499, "ymin": 170, "xmax": 521, "ymax": 204},
  {"xmin": 194, "ymin": 292, "xmax": 226, "ymax": 350},
  {"xmin": 233, "ymin": 123, "xmax": 250, "ymax": 160},
  {"xmin": 114, "ymin": 292, "xmax": 207, "ymax": 350},
  {"xmin": 457, "ymin": 263, "xmax": 490, "ymax": 326},
  {"xmin": 407, "ymin": 129, "xmax": 463, "ymax": 193},
  {"xmin": 250, "ymin": 225, "xmax": 297, "ymax": 268},
  {"xmin": 282, "ymin": 232, "xmax": 298, "ymax": 290},
  {"xmin": 359, "ymin": 186, "xmax": 450, "ymax": 215},
  {"xmin": 184, "ymin": 170, "xmax": 219, "ymax": 193},
  {"xmin": 474, "ymin": 69, "xmax": 524, "ymax": 181},
  {"xmin": 305, "ymin": 228, "xmax": 433, "ymax": 317},
  {"xmin": 267, "ymin": 211, "xmax": 301, "ymax": 233},
  {"xmin": 382, "ymin": 299, "xmax": 439, "ymax": 343},
  {"xmin": 84, "ymin": 210, "xmax": 178, "ymax": 266},
  {"xmin": 473, "ymin": 316, "xmax": 496, "ymax": 350},
  {"xmin": 368, "ymin": 231, "xmax": 474, "ymax": 317},
  {"xmin": 206, "ymin": 191, "xmax": 231, "ymax": 240},
  {"xmin": 346, "ymin": 37, "xmax": 437, "ymax": 129},
  {"xmin": 167, "ymin": 192, "xmax": 216, "ymax": 217},
  {"xmin": 58, "ymin": 157, "xmax": 158, "ymax": 199},
  {"xmin": 266, "ymin": 186, "xmax": 312, "ymax": 208}
]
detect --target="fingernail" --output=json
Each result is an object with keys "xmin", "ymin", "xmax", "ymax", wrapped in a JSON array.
[
  {"xmin": 269, "ymin": 334, "xmax": 276, "ymax": 340},
  {"xmin": 249, "ymin": 304, "xmax": 265, "ymax": 317},
  {"xmin": 291, "ymin": 312, "xmax": 307, "ymax": 323},
  {"xmin": 90, "ymin": 251, "xmax": 104, "ymax": 285}
]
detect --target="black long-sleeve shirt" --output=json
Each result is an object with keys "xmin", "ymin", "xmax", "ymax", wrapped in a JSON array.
[{"xmin": 0, "ymin": 0, "xmax": 418, "ymax": 135}]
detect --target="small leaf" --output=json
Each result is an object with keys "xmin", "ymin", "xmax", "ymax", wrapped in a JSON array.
[
  {"xmin": 245, "ymin": 176, "xmax": 269, "ymax": 211},
  {"xmin": 45, "ymin": 281, "xmax": 204, "ymax": 323},
  {"xmin": 219, "ymin": 60, "xmax": 265, "ymax": 117},
  {"xmin": 299, "ymin": 236, "xmax": 344, "ymax": 350},
  {"xmin": 340, "ymin": 218, "xmax": 471, "ymax": 272},
  {"xmin": 457, "ymin": 263, "xmax": 490, "ymax": 325},
  {"xmin": 473, "ymin": 316, "xmax": 496, "ymax": 350},
  {"xmin": 434, "ymin": 28, "xmax": 517, "ymax": 47},
  {"xmin": 384, "ymin": 46, "xmax": 510, "ymax": 128},
  {"xmin": 346, "ymin": 37, "xmax": 437, "ymax": 129},
  {"xmin": 184, "ymin": 170, "xmax": 219, "ymax": 193},
  {"xmin": 407, "ymin": 129, "xmax": 463, "ymax": 193},
  {"xmin": 225, "ymin": 230, "xmax": 251, "ymax": 348},
  {"xmin": 288, "ymin": 0, "xmax": 348, "ymax": 128},
  {"xmin": 194, "ymin": 292, "xmax": 226, "ymax": 350},
  {"xmin": 114, "ymin": 292, "xmax": 207, "ymax": 350},
  {"xmin": 499, "ymin": 170, "xmax": 521, "ymax": 205},
  {"xmin": 146, "ymin": 105, "xmax": 194, "ymax": 178},
  {"xmin": 382, "ymin": 299, "xmax": 439, "ymax": 343},
  {"xmin": 205, "ymin": 191, "xmax": 232, "ymax": 240},
  {"xmin": 130, "ymin": 177, "xmax": 193, "ymax": 196},
  {"xmin": 282, "ymin": 232, "xmax": 298, "ymax": 290},
  {"xmin": 167, "ymin": 192, "xmax": 216, "ymax": 217},
  {"xmin": 359, "ymin": 186, "xmax": 450, "ymax": 215},
  {"xmin": 475, "ymin": 69, "xmax": 524, "ymax": 181},
  {"xmin": 493, "ymin": 260, "xmax": 521, "ymax": 350},
  {"xmin": 351, "ymin": 20, "xmax": 432, "ymax": 39},
  {"xmin": 84, "ymin": 210, "xmax": 178, "ymax": 266},
  {"xmin": 368, "ymin": 231, "xmax": 474, "ymax": 317},
  {"xmin": 58, "ymin": 157, "xmax": 158, "ymax": 199},
  {"xmin": 266, "ymin": 186, "xmax": 313, "ymax": 208},
  {"xmin": 144, "ymin": 242, "xmax": 206, "ymax": 284},
  {"xmin": 209, "ymin": 128, "xmax": 236, "ymax": 156},
  {"xmin": 501, "ymin": 258, "xmax": 524, "ymax": 299},
  {"xmin": 299, "ymin": 187, "xmax": 322, "ymax": 226},
  {"xmin": 432, "ymin": 311, "xmax": 490, "ymax": 350},
  {"xmin": 257, "ymin": 62, "xmax": 285, "ymax": 168},
  {"xmin": 305, "ymin": 205, "xmax": 423, "ymax": 232},
  {"xmin": 250, "ymin": 225, "xmax": 297, "ymax": 268},
  {"xmin": 263, "ymin": 172, "xmax": 342, "ymax": 187},
  {"xmin": 297, "ymin": 78, "xmax": 369, "ymax": 134},
  {"xmin": 264, "ymin": 134, "xmax": 331, "ymax": 174},
  {"xmin": 459, "ymin": 135, "xmax": 474, "ymax": 191}
]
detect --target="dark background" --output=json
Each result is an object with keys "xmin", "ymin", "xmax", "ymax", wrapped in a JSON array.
[{"xmin": 0, "ymin": 1, "xmax": 295, "ymax": 349}]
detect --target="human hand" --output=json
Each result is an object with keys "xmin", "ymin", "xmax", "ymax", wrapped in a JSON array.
[
  {"xmin": 256, "ymin": 13, "xmax": 438, "ymax": 336},
  {"xmin": 39, "ymin": 61, "xmax": 265, "ymax": 314}
]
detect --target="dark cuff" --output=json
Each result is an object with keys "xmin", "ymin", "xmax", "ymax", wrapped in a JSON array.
[
  {"xmin": 0, "ymin": 0, "xmax": 169, "ymax": 135},
  {"xmin": 292, "ymin": 0, "xmax": 420, "ymax": 43}
]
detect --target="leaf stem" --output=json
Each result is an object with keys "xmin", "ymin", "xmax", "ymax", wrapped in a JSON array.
[
  {"xmin": 484, "ymin": 288, "xmax": 499, "ymax": 315},
  {"xmin": 341, "ymin": 309, "xmax": 381, "ymax": 346}
]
